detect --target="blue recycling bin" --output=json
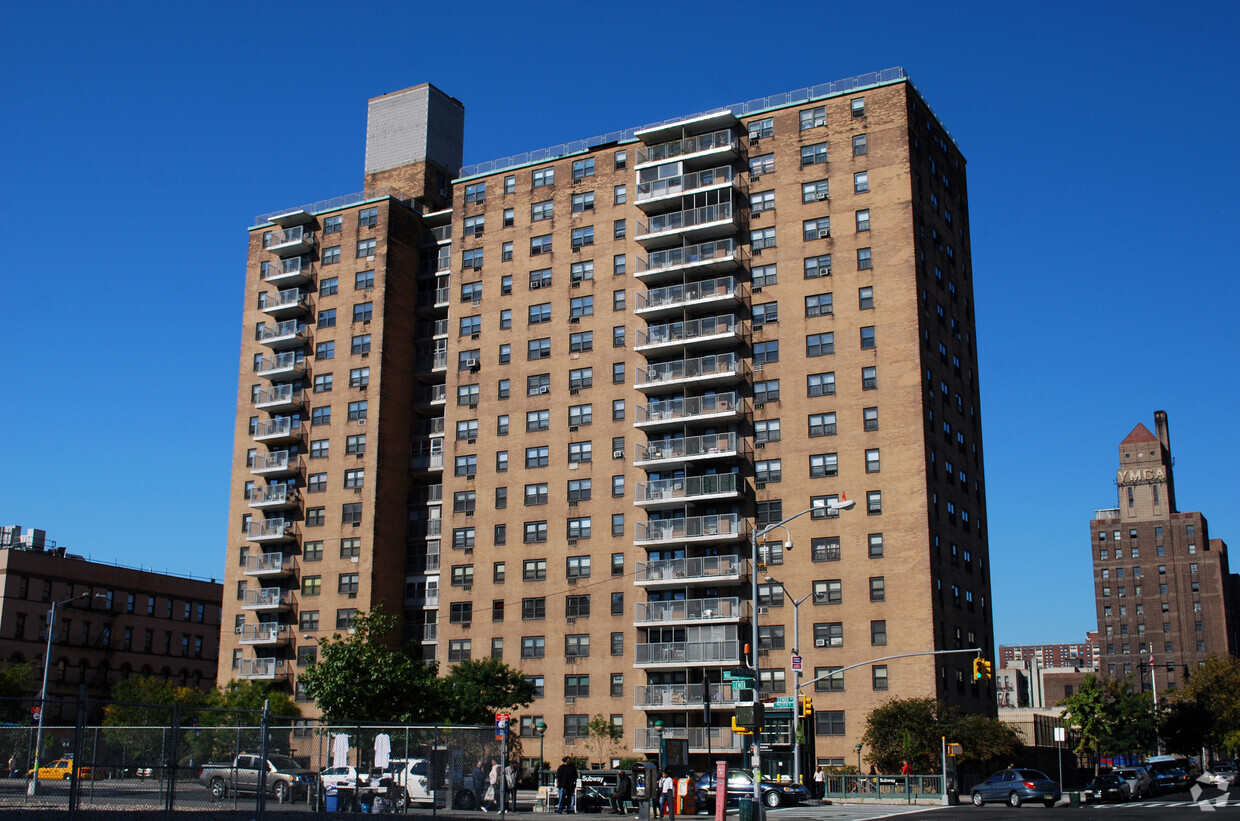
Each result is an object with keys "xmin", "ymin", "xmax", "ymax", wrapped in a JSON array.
[{"xmin": 326, "ymin": 793, "xmax": 339, "ymax": 812}]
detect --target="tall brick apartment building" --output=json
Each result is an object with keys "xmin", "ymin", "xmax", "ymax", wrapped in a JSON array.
[
  {"xmin": 220, "ymin": 69, "xmax": 994, "ymax": 770},
  {"xmin": 1091, "ymin": 412, "xmax": 1240, "ymax": 691}
]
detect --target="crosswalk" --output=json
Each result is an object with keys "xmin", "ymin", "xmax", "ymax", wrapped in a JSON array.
[{"xmin": 1089, "ymin": 798, "xmax": 1234, "ymax": 809}]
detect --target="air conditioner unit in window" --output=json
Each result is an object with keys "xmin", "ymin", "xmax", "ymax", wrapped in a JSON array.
[
  {"xmin": 567, "ymin": 539, "xmax": 578, "ymax": 547},
  {"xmin": 357, "ymin": 418, "xmax": 367, "ymax": 425},
  {"xmin": 755, "ymin": 442, "xmax": 765, "ymax": 450},
  {"xmin": 465, "ymin": 359, "xmax": 479, "ymax": 369},
  {"xmin": 815, "ymin": 638, "xmax": 828, "ymax": 648},
  {"xmin": 752, "ymin": 285, "xmax": 762, "ymax": 293},
  {"xmin": 531, "ymin": 279, "xmax": 543, "ymax": 289},
  {"xmin": 754, "ymin": 402, "xmax": 765, "ymax": 410},
  {"xmin": 564, "ymin": 696, "xmax": 576, "ymax": 704},
  {"xmin": 755, "ymin": 482, "xmax": 767, "ymax": 490},
  {"xmin": 570, "ymin": 316, "xmax": 580, "ymax": 324},
  {"xmin": 756, "ymin": 606, "xmax": 769, "ymax": 616},
  {"xmin": 572, "ymin": 281, "xmax": 581, "ymax": 288},
  {"xmin": 538, "ymin": 386, "xmax": 549, "ymax": 394},
  {"xmin": 818, "ymin": 229, "xmax": 831, "ymax": 239},
  {"xmin": 613, "ymin": 450, "xmax": 623, "ymax": 459},
  {"xmin": 568, "ymin": 500, "xmax": 577, "ymax": 508},
  {"xmin": 817, "ymin": 193, "xmax": 830, "ymax": 201}
]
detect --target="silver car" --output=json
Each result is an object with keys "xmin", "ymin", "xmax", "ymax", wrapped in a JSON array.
[
  {"xmin": 970, "ymin": 768, "xmax": 1061, "ymax": 808},
  {"xmin": 1114, "ymin": 766, "xmax": 1153, "ymax": 798}
]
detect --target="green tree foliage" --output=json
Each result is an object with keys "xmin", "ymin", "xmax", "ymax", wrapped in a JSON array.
[
  {"xmin": 1057, "ymin": 673, "xmax": 1155, "ymax": 771},
  {"xmin": 1162, "ymin": 655, "xmax": 1240, "ymax": 756},
  {"xmin": 862, "ymin": 698, "xmax": 1022, "ymax": 773},
  {"xmin": 0, "ymin": 660, "xmax": 37, "ymax": 722},
  {"xmin": 297, "ymin": 605, "xmax": 441, "ymax": 723},
  {"xmin": 439, "ymin": 657, "xmax": 538, "ymax": 724},
  {"xmin": 584, "ymin": 713, "xmax": 623, "ymax": 766}
]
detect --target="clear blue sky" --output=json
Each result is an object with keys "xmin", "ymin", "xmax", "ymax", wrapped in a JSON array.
[{"xmin": 2, "ymin": 1, "xmax": 1237, "ymax": 648}]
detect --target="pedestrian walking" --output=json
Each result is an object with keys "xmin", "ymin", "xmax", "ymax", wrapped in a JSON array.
[
  {"xmin": 473, "ymin": 762, "xmax": 489, "ymax": 812},
  {"xmin": 556, "ymin": 757, "xmax": 579, "ymax": 814},
  {"xmin": 505, "ymin": 761, "xmax": 519, "ymax": 811},
  {"xmin": 658, "ymin": 770, "xmax": 674, "ymax": 819},
  {"xmin": 812, "ymin": 766, "xmax": 825, "ymax": 799}
]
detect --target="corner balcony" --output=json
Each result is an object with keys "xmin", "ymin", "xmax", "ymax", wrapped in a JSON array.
[
  {"xmin": 635, "ymin": 128, "xmax": 740, "ymax": 170},
  {"xmin": 245, "ymin": 518, "xmax": 297, "ymax": 544},
  {"xmin": 256, "ymin": 352, "xmax": 305, "ymax": 382},
  {"xmin": 634, "ymin": 726, "xmax": 745, "ymax": 753},
  {"xmin": 636, "ymin": 239, "xmax": 748, "ymax": 286},
  {"xmin": 237, "ymin": 657, "xmax": 291, "ymax": 680},
  {"xmin": 248, "ymin": 483, "xmax": 298, "ymax": 510},
  {"xmin": 259, "ymin": 288, "xmax": 312, "ymax": 319},
  {"xmin": 635, "ymin": 314, "xmax": 742, "ymax": 355},
  {"xmin": 414, "ymin": 385, "xmax": 447, "ymax": 407},
  {"xmin": 635, "ymin": 353, "xmax": 749, "ymax": 394},
  {"xmin": 634, "ymin": 553, "xmax": 745, "ymax": 587},
  {"xmin": 244, "ymin": 552, "xmax": 295, "ymax": 577},
  {"xmin": 634, "ymin": 682, "xmax": 744, "ymax": 711},
  {"xmin": 410, "ymin": 446, "xmax": 444, "ymax": 475},
  {"xmin": 633, "ymin": 639, "xmax": 741, "ymax": 668},
  {"xmin": 266, "ymin": 226, "xmax": 316, "ymax": 257},
  {"xmin": 634, "ymin": 432, "xmax": 747, "ymax": 468},
  {"xmin": 265, "ymin": 258, "xmax": 313, "ymax": 287},
  {"xmin": 635, "ymin": 393, "xmax": 747, "ymax": 432},
  {"xmin": 253, "ymin": 416, "xmax": 299, "ymax": 444},
  {"xmin": 635, "ymin": 474, "xmax": 741, "ymax": 509},
  {"xmin": 241, "ymin": 587, "xmax": 294, "ymax": 612},
  {"xmin": 636, "ymin": 201, "xmax": 738, "ymax": 250},
  {"xmin": 634, "ymin": 597, "xmax": 746, "ymax": 627},
  {"xmin": 250, "ymin": 451, "xmax": 299, "ymax": 478},
  {"xmin": 635, "ymin": 276, "xmax": 748, "ymax": 321},
  {"xmin": 238, "ymin": 623, "xmax": 291, "ymax": 646},
  {"xmin": 254, "ymin": 384, "xmax": 304, "ymax": 414},
  {"xmin": 258, "ymin": 319, "xmax": 307, "ymax": 351},
  {"xmin": 422, "ymin": 623, "xmax": 439, "ymax": 643},
  {"xmin": 635, "ymin": 165, "xmax": 742, "ymax": 212},
  {"xmin": 415, "ymin": 351, "xmax": 449, "ymax": 372}
]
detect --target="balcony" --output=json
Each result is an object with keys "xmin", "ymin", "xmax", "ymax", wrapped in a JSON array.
[
  {"xmin": 259, "ymin": 288, "xmax": 312, "ymax": 319},
  {"xmin": 633, "ymin": 639, "xmax": 741, "ymax": 668},
  {"xmin": 266, "ymin": 209, "xmax": 314, "ymax": 228},
  {"xmin": 238, "ymin": 623, "xmax": 291, "ymax": 646},
  {"xmin": 636, "ymin": 239, "xmax": 747, "ymax": 285},
  {"xmin": 635, "ymin": 276, "xmax": 747, "ymax": 321},
  {"xmin": 250, "ymin": 451, "xmax": 299, "ymax": 477},
  {"xmin": 634, "ymin": 726, "xmax": 745, "ymax": 753},
  {"xmin": 410, "ymin": 446, "xmax": 445, "ymax": 474},
  {"xmin": 265, "ymin": 257, "xmax": 313, "ymax": 287},
  {"xmin": 241, "ymin": 587, "xmax": 293, "ymax": 612},
  {"xmin": 635, "ymin": 129, "xmax": 740, "ymax": 170},
  {"xmin": 254, "ymin": 384, "xmax": 304, "ymax": 414},
  {"xmin": 635, "ymin": 474, "xmax": 741, "ymax": 509},
  {"xmin": 237, "ymin": 657, "xmax": 290, "ymax": 680},
  {"xmin": 258, "ymin": 319, "xmax": 307, "ymax": 351},
  {"xmin": 266, "ymin": 226, "xmax": 316, "ymax": 257},
  {"xmin": 635, "ymin": 393, "xmax": 747, "ymax": 431},
  {"xmin": 635, "ymin": 353, "xmax": 749, "ymax": 394},
  {"xmin": 634, "ymin": 432, "xmax": 746, "ymax": 467},
  {"xmin": 634, "ymin": 682, "xmax": 744, "ymax": 710},
  {"xmin": 636, "ymin": 201, "xmax": 738, "ymax": 250},
  {"xmin": 414, "ymin": 385, "xmax": 447, "ymax": 407},
  {"xmin": 635, "ymin": 165, "xmax": 741, "ymax": 211},
  {"xmin": 634, "ymin": 554, "xmax": 745, "ymax": 586},
  {"xmin": 253, "ymin": 416, "xmax": 299, "ymax": 444},
  {"xmin": 256, "ymin": 352, "xmax": 305, "ymax": 382},
  {"xmin": 245, "ymin": 518, "xmax": 297, "ymax": 544},
  {"xmin": 634, "ymin": 597, "xmax": 746, "ymax": 626},
  {"xmin": 244, "ymin": 552, "xmax": 295, "ymax": 577},
  {"xmin": 422, "ymin": 623, "xmax": 439, "ymax": 643},
  {"xmin": 1095, "ymin": 508, "xmax": 1121, "ymax": 520},
  {"xmin": 248, "ymin": 483, "xmax": 298, "ymax": 510},
  {"xmin": 415, "ymin": 351, "xmax": 449, "ymax": 372},
  {"xmin": 635, "ymin": 314, "xmax": 741, "ymax": 354}
]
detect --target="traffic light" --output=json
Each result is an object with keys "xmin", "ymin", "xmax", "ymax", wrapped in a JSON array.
[
  {"xmin": 735, "ymin": 701, "xmax": 765, "ymax": 733},
  {"xmin": 983, "ymin": 660, "xmax": 993, "ymax": 681},
  {"xmin": 801, "ymin": 696, "xmax": 813, "ymax": 717},
  {"xmin": 972, "ymin": 658, "xmax": 984, "ymax": 681}
]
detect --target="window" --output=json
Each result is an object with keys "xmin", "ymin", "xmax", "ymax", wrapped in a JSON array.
[
  {"xmin": 610, "ymin": 632, "xmax": 624, "ymax": 656},
  {"xmin": 572, "ymin": 158, "xmax": 595, "ymax": 180},
  {"xmin": 569, "ymin": 331, "xmax": 593, "ymax": 352},
  {"xmin": 351, "ymin": 334, "xmax": 371, "ymax": 354},
  {"xmin": 851, "ymin": 97, "xmax": 866, "ymax": 117},
  {"xmin": 614, "ymin": 150, "xmax": 627, "ymax": 170},
  {"xmin": 755, "ymin": 419, "xmax": 781, "ymax": 443},
  {"xmin": 459, "ymin": 314, "xmax": 481, "ymax": 336},
  {"xmin": 447, "ymin": 640, "xmax": 471, "ymax": 662},
  {"xmin": 749, "ymin": 117, "xmax": 774, "ymax": 139},
  {"xmin": 614, "ymin": 185, "xmax": 626, "ymax": 205},
  {"xmin": 463, "ymin": 216, "xmax": 485, "ymax": 239},
  {"xmin": 802, "ymin": 180, "xmax": 830, "ymax": 203},
  {"xmin": 810, "ymin": 453, "xmax": 838, "ymax": 478},
  {"xmin": 342, "ymin": 503, "xmax": 363, "ymax": 525},
  {"xmin": 566, "ymin": 635, "xmax": 590, "ymax": 658},
  {"xmin": 527, "ymin": 373, "xmax": 550, "ymax": 395},
  {"xmin": 750, "ymin": 153, "xmax": 774, "ymax": 176},
  {"xmin": 859, "ymin": 286, "xmax": 874, "ymax": 310},
  {"xmin": 457, "ymin": 384, "xmax": 480, "ymax": 405},
  {"xmin": 568, "ymin": 442, "xmax": 592, "ymax": 463},
  {"xmin": 523, "ymin": 559, "xmax": 547, "ymax": 582},
  {"xmin": 814, "ymin": 579, "xmax": 842, "ymax": 604},
  {"xmin": 323, "ymin": 215, "xmax": 343, "ymax": 234},
  {"xmin": 569, "ymin": 404, "xmax": 593, "ymax": 427},
  {"xmin": 856, "ymin": 209, "xmax": 870, "ymax": 232},
  {"xmin": 528, "ymin": 337, "xmax": 551, "ymax": 360},
  {"xmin": 302, "ymin": 576, "xmax": 322, "ymax": 596},
  {"xmin": 867, "ymin": 490, "xmax": 883, "ymax": 514},
  {"xmin": 349, "ymin": 367, "xmax": 369, "ymax": 388},
  {"xmin": 807, "ymin": 333, "xmax": 834, "ymax": 357},
  {"xmin": 449, "ymin": 602, "xmax": 473, "ymax": 624},
  {"xmin": 569, "ymin": 367, "xmax": 593, "ymax": 390},
  {"xmin": 531, "ymin": 200, "xmax": 553, "ymax": 221},
  {"xmin": 313, "ymin": 373, "xmax": 333, "ymax": 393},
  {"xmin": 570, "ymin": 295, "xmax": 594, "ymax": 317},
  {"xmin": 872, "ymin": 665, "xmax": 889, "ymax": 691},
  {"xmin": 322, "ymin": 246, "xmax": 341, "ymax": 265},
  {"xmin": 319, "ymin": 277, "xmax": 339, "ymax": 296},
  {"xmin": 318, "ymin": 308, "xmax": 337, "ymax": 328},
  {"xmin": 524, "ymin": 521, "xmax": 548, "ymax": 543},
  {"xmin": 805, "ymin": 293, "xmax": 833, "ymax": 317},
  {"xmin": 809, "ymin": 413, "xmax": 836, "ymax": 437},
  {"xmin": 337, "ymin": 573, "xmax": 360, "ymax": 595},
  {"xmin": 801, "ymin": 142, "xmax": 829, "ymax": 166},
  {"xmin": 800, "ymin": 105, "xmax": 826, "ymax": 130},
  {"xmin": 533, "ymin": 167, "xmax": 555, "ymax": 188},
  {"xmin": 498, "ymin": 343, "xmax": 511, "ymax": 363},
  {"xmin": 804, "ymin": 254, "xmax": 832, "ymax": 279},
  {"xmin": 854, "ymin": 172, "xmax": 869, "ymax": 194},
  {"xmin": 504, "ymin": 175, "xmax": 516, "ymax": 194},
  {"xmin": 462, "ymin": 248, "xmax": 483, "ymax": 270},
  {"xmin": 752, "ymin": 302, "xmax": 778, "ymax": 327},
  {"xmin": 524, "ymin": 483, "xmax": 549, "ymax": 506},
  {"xmin": 754, "ymin": 341, "xmax": 779, "ymax": 365},
  {"xmin": 530, "ymin": 234, "xmax": 552, "ymax": 255},
  {"xmin": 612, "ymin": 362, "xmax": 625, "ymax": 384},
  {"xmin": 464, "ymin": 182, "xmax": 486, "ymax": 204},
  {"xmin": 862, "ymin": 366, "xmax": 877, "ymax": 390},
  {"xmin": 335, "ymin": 609, "xmax": 357, "ymax": 629},
  {"xmin": 306, "ymin": 507, "xmax": 325, "ymax": 527},
  {"xmin": 751, "ymin": 190, "xmax": 776, "ymax": 213},
  {"xmin": 612, "ymin": 325, "xmax": 626, "ymax": 348},
  {"xmin": 454, "ymin": 455, "xmax": 477, "ymax": 477},
  {"xmin": 572, "ymin": 260, "xmax": 595, "ymax": 282},
  {"xmin": 526, "ymin": 410, "xmax": 550, "ymax": 432},
  {"xmin": 755, "ymin": 459, "xmax": 782, "ymax": 484},
  {"xmin": 869, "ymin": 577, "xmax": 886, "ymax": 602},
  {"xmin": 528, "ymin": 300, "xmax": 551, "ymax": 322},
  {"xmin": 525, "ymin": 446, "xmax": 549, "ymax": 468},
  {"xmin": 503, "ymin": 207, "xmax": 515, "ymax": 227},
  {"xmin": 356, "ymin": 238, "xmax": 377, "ymax": 258},
  {"xmin": 813, "ymin": 622, "xmax": 843, "ymax": 647},
  {"xmin": 754, "ymin": 379, "xmax": 780, "ymax": 403},
  {"xmin": 853, "ymin": 134, "xmax": 868, "ymax": 156},
  {"xmin": 803, "ymin": 217, "xmax": 831, "ymax": 241},
  {"xmin": 614, "ymin": 254, "xmax": 627, "ymax": 276},
  {"xmin": 751, "ymin": 227, "xmax": 776, "ymax": 250},
  {"xmin": 752, "ymin": 263, "xmax": 778, "ymax": 288}
]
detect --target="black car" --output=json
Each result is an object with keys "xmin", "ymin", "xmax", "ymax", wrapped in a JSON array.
[
  {"xmin": 1083, "ymin": 773, "xmax": 1131, "ymax": 803},
  {"xmin": 693, "ymin": 770, "xmax": 810, "ymax": 808},
  {"xmin": 1151, "ymin": 766, "xmax": 1191, "ymax": 793}
]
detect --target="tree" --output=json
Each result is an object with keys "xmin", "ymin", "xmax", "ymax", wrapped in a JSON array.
[
  {"xmin": 1057, "ymin": 674, "xmax": 1111, "ymax": 772},
  {"xmin": 0, "ymin": 660, "xmax": 36, "ymax": 722},
  {"xmin": 297, "ymin": 605, "xmax": 442, "ymax": 723},
  {"xmin": 439, "ymin": 658, "xmax": 538, "ymax": 724},
  {"xmin": 584, "ymin": 714, "xmax": 622, "ymax": 766},
  {"xmin": 862, "ymin": 698, "xmax": 1021, "ymax": 774},
  {"xmin": 1162, "ymin": 655, "xmax": 1240, "ymax": 755}
]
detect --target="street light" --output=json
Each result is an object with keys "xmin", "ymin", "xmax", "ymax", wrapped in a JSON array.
[
  {"xmin": 536, "ymin": 720, "xmax": 547, "ymax": 786},
  {"xmin": 764, "ymin": 576, "xmax": 816, "ymax": 790},
  {"xmin": 29, "ymin": 591, "xmax": 106, "ymax": 796},
  {"xmin": 855, "ymin": 744, "xmax": 863, "ymax": 782},
  {"xmin": 653, "ymin": 720, "xmax": 666, "ymax": 772},
  {"xmin": 750, "ymin": 495, "xmax": 854, "ymax": 814}
]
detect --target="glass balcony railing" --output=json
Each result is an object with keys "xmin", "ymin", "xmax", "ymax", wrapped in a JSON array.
[
  {"xmin": 237, "ymin": 657, "xmax": 290, "ymax": 679},
  {"xmin": 636, "ymin": 392, "xmax": 745, "ymax": 427},
  {"xmin": 238, "ymin": 623, "xmax": 288, "ymax": 644},
  {"xmin": 637, "ymin": 239, "xmax": 745, "ymax": 280},
  {"xmin": 250, "ymin": 451, "xmax": 296, "ymax": 475},
  {"xmin": 634, "ymin": 682, "xmax": 744, "ymax": 709},
  {"xmin": 635, "ymin": 474, "xmax": 740, "ymax": 505},
  {"xmin": 257, "ymin": 319, "xmax": 306, "ymax": 349},
  {"xmin": 241, "ymin": 587, "xmax": 293, "ymax": 610},
  {"xmin": 635, "ymin": 276, "xmax": 745, "ymax": 314},
  {"xmin": 422, "ymin": 623, "xmax": 439, "ymax": 642},
  {"xmin": 265, "ymin": 257, "xmax": 313, "ymax": 284},
  {"xmin": 256, "ymin": 352, "xmax": 304, "ymax": 380},
  {"xmin": 636, "ymin": 165, "xmax": 736, "ymax": 204},
  {"xmin": 245, "ymin": 518, "xmax": 295, "ymax": 542},
  {"xmin": 414, "ymin": 385, "xmax": 448, "ymax": 405},
  {"xmin": 248, "ymin": 483, "xmax": 297, "ymax": 508},
  {"xmin": 635, "ymin": 353, "xmax": 748, "ymax": 389},
  {"xmin": 244, "ymin": 553, "xmax": 293, "ymax": 576},
  {"xmin": 254, "ymin": 384, "xmax": 303, "ymax": 411},
  {"xmin": 634, "ymin": 727, "xmax": 745, "ymax": 752},
  {"xmin": 266, "ymin": 225, "xmax": 316, "ymax": 257},
  {"xmin": 259, "ymin": 288, "xmax": 311, "ymax": 317},
  {"xmin": 633, "ymin": 639, "xmax": 741, "ymax": 666},
  {"xmin": 634, "ymin": 514, "xmax": 746, "ymax": 545},
  {"xmin": 634, "ymin": 432, "xmax": 741, "ymax": 463},
  {"xmin": 636, "ymin": 129, "xmax": 738, "ymax": 166},
  {"xmin": 253, "ymin": 417, "xmax": 295, "ymax": 441},
  {"xmin": 634, "ymin": 553, "xmax": 744, "ymax": 584},
  {"xmin": 636, "ymin": 202, "xmax": 735, "ymax": 242},
  {"xmin": 634, "ymin": 597, "xmax": 745, "ymax": 624},
  {"xmin": 635, "ymin": 314, "xmax": 738, "ymax": 350}
]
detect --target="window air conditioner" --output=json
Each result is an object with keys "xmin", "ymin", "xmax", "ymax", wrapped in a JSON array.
[
  {"xmin": 818, "ymin": 229, "xmax": 831, "ymax": 239},
  {"xmin": 815, "ymin": 639, "xmax": 828, "ymax": 648},
  {"xmin": 613, "ymin": 451, "xmax": 624, "ymax": 459},
  {"xmin": 817, "ymin": 193, "xmax": 830, "ymax": 201},
  {"xmin": 756, "ymin": 606, "xmax": 769, "ymax": 616},
  {"xmin": 357, "ymin": 418, "xmax": 367, "ymax": 425}
]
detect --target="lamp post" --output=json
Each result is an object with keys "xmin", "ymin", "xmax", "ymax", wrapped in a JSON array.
[
  {"xmin": 764, "ymin": 577, "xmax": 815, "ymax": 790},
  {"xmin": 750, "ymin": 496, "xmax": 853, "ymax": 813},
  {"xmin": 653, "ymin": 720, "xmax": 666, "ymax": 772},
  {"xmin": 29, "ymin": 591, "xmax": 105, "ymax": 797},
  {"xmin": 536, "ymin": 720, "xmax": 547, "ymax": 787},
  {"xmin": 855, "ymin": 745, "xmax": 863, "ymax": 784}
]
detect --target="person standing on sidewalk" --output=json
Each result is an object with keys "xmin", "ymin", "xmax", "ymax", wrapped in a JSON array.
[
  {"xmin": 556, "ymin": 757, "xmax": 579, "ymax": 814},
  {"xmin": 658, "ymin": 770, "xmax": 674, "ymax": 819},
  {"xmin": 813, "ymin": 766, "xmax": 825, "ymax": 799}
]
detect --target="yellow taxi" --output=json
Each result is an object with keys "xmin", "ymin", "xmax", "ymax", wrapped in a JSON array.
[{"xmin": 28, "ymin": 759, "xmax": 101, "ymax": 780}]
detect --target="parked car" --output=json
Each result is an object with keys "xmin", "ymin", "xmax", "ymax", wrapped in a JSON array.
[
  {"xmin": 1113, "ymin": 766, "xmax": 1153, "ymax": 798},
  {"xmin": 28, "ymin": 759, "xmax": 101, "ymax": 781},
  {"xmin": 198, "ymin": 754, "xmax": 315, "ymax": 803},
  {"xmin": 1150, "ymin": 765, "xmax": 1191, "ymax": 793},
  {"xmin": 1083, "ymin": 773, "xmax": 1131, "ymax": 803},
  {"xmin": 693, "ymin": 770, "xmax": 810, "ymax": 808},
  {"xmin": 969, "ymin": 768, "xmax": 1061, "ymax": 808},
  {"xmin": 1198, "ymin": 763, "xmax": 1237, "ymax": 790},
  {"xmin": 320, "ymin": 766, "xmax": 368, "ymax": 790}
]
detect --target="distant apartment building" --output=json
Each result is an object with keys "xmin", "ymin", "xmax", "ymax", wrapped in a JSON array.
[
  {"xmin": 1091, "ymin": 412, "xmax": 1240, "ymax": 692},
  {"xmin": 220, "ymin": 68, "xmax": 994, "ymax": 770},
  {"xmin": 0, "ymin": 527, "xmax": 223, "ymax": 718},
  {"xmin": 999, "ymin": 637, "xmax": 1099, "ymax": 671}
]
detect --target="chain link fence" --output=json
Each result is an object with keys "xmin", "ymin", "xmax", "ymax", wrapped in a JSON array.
[{"xmin": 0, "ymin": 695, "xmax": 502, "ymax": 819}]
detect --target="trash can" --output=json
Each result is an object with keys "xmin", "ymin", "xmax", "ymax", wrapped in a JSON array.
[
  {"xmin": 325, "ymin": 793, "xmax": 339, "ymax": 812},
  {"xmin": 947, "ymin": 788, "xmax": 959, "ymax": 806},
  {"xmin": 738, "ymin": 796, "xmax": 755, "ymax": 821},
  {"xmin": 1069, "ymin": 791, "xmax": 1081, "ymax": 808}
]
